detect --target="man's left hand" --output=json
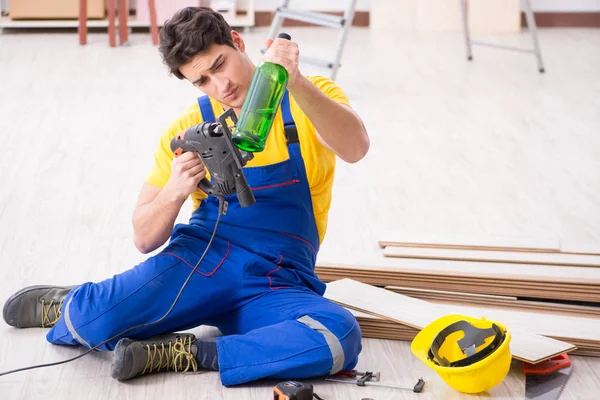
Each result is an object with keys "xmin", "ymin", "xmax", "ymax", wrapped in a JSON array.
[{"xmin": 262, "ymin": 37, "xmax": 301, "ymax": 88}]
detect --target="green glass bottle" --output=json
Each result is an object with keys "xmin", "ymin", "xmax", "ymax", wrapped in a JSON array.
[{"xmin": 232, "ymin": 33, "xmax": 291, "ymax": 153}]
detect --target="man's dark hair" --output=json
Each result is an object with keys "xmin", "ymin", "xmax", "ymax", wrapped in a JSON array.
[{"xmin": 159, "ymin": 7, "xmax": 236, "ymax": 80}]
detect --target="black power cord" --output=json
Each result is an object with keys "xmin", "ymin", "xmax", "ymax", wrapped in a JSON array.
[{"xmin": 0, "ymin": 197, "xmax": 227, "ymax": 378}]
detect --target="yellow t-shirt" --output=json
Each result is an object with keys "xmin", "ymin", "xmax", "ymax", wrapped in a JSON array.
[{"xmin": 145, "ymin": 76, "xmax": 349, "ymax": 244}]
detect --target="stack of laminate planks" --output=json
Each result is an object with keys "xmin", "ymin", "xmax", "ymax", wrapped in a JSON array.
[
  {"xmin": 325, "ymin": 279, "xmax": 600, "ymax": 362},
  {"xmin": 316, "ymin": 261, "xmax": 600, "ymax": 302},
  {"xmin": 316, "ymin": 232, "xmax": 600, "ymax": 358}
]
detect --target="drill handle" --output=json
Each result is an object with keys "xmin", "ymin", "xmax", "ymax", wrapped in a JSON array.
[{"xmin": 197, "ymin": 177, "xmax": 216, "ymax": 196}]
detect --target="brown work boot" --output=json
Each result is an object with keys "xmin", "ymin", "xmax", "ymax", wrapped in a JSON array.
[
  {"xmin": 2, "ymin": 285, "xmax": 75, "ymax": 328},
  {"xmin": 110, "ymin": 333, "xmax": 199, "ymax": 381}
]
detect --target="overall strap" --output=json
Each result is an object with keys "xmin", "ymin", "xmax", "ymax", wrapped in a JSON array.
[
  {"xmin": 281, "ymin": 90, "xmax": 299, "ymax": 145},
  {"xmin": 197, "ymin": 95, "xmax": 216, "ymax": 122}
]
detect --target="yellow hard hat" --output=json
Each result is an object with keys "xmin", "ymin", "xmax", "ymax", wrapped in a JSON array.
[{"xmin": 411, "ymin": 314, "xmax": 512, "ymax": 394}]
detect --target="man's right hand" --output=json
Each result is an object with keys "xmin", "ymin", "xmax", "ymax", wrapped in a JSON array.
[{"xmin": 164, "ymin": 151, "xmax": 207, "ymax": 201}]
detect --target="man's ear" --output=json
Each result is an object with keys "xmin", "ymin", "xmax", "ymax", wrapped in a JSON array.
[{"xmin": 231, "ymin": 30, "xmax": 245, "ymax": 52}]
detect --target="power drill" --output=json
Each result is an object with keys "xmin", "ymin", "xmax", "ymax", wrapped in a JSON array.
[{"xmin": 170, "ymin": 108, "xmax": 256, "ymax": 208}]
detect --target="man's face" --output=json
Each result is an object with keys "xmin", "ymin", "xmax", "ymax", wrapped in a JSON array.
[{"xmin": 179, "ymin": 32, "xmax": 254, "ymax": 110}]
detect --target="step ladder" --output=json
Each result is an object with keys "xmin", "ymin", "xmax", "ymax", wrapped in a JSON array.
[
  {"xmin": 460, "ymin": 0, "xmax": 545, "ymax": 73},
  {"xmin": 264, "ymin": 0, "xmax": 357, "ymax": 80}
]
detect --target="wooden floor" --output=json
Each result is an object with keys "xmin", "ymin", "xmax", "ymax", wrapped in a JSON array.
[{"xmin": 1, "ymin": 25, "xmax": 600, "ymax": 399}]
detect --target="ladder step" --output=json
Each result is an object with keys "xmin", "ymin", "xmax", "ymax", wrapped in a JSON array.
[{"xmin": 276, "ymin": 8, "xmax": 345, "ymax": 29}]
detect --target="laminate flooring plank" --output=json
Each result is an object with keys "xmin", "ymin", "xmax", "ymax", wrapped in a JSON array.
[
  {"xmin": 434, "ymin": 304, "xmax": 600, "ymax": 342},
  {"xmin": 318, "ymin": 269, "xmax": 600, "ymax": 294},
  {"xmin": 378, "ymin": 231, "xmax": 560, "ymax": 253},
  {"xmin": 383, "ymin": 286, "xmax": 600, "ymax": 318},
  {"xmin": 317, "ymin": 274, "xmax": 600, "ymax": 302},
  {"xmin": 325, "ymin": 279, "xmax": 576, "ymax": 363},
  {"xmin": 385, "ymin": 286, "xmax": 518, "ymax": 300},
  {"xmin": 379, "ymin": 232, "xmax": 600, "ymax": 256},
  {"xmin": 316, "ymin": 271, "xmax": 600, "ymax": 293},
  {"xmin": 384, "ymin": 246, "xmax": 600, "ymax": 268},
  {"xmin": 560, "ymin": 242, "xmax": 600, "ymax": 256},
  {"xmin": 324, "ymin": 270, "xmax": 600, "ymax": 292},
  {"xmin": 402, "ymin": 297, "xmax": 600, "ymax": 319},
  {"xmin": 316, "ymin": 260, "xmax": 600, "ymax": 284},
  {"xmin": 352, "ymin": 305, "xmax": 600, "ymax": 349}
]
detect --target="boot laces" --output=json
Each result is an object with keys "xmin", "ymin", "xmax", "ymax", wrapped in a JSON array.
[
  {"xmin": 142, "ymin": 336, "xmax": 198, "ymax": 375},
  {"xmin": 41, "ymin": 299, "xmax": 64, "ymax": 328}
]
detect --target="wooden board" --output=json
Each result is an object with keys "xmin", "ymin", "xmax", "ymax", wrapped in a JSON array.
[
  {"xmin": 379, "ymin": 232, "xmax": 600, "ymax": 256},
  {"xmin": 317, "ymin": 273, "xmax": 600, "ymax": 303},
  {"xmin": 435, "ymin": 303, "xmax": 600, "ymax": 342},
  {"xmin": 356, "ymin": 330, "xmax": 599, "ymax": 358},
  {"xmin": 321, "ymin": 268, "xmax": 600, "ymax": 289},
  {"xmin": 317, "ymin": 259, "xmax": 600, "ymax": 284},
  {"xmin": 351, "ymin": 311, "xmax": 600, "ymax": 352},
  {"xmin": 325, "ymin": 279, "xmax": 577, "ymax": 364},
  {"xmin": 317, "ymin": 260, "xmax": 600, "ymax": 292},
  {"xmin": 318, "ymin": 273, "xmax": 600, "ymax": 303},
  {"xmin": 320, "ymin": 270, "xmax": 600, "ymax": 293},
  {"xmin": 384, "ymin": 285, "xmax": 517, "ymax": 300},
  {"xmin": 348, "ymin": 311, "xmax": 600, "ymax": 358},
  {"xmin": 354, "ymin": 324, "xmax": 600, "ymax": 351},
  {"xmin": 348, "ymin": 290, "xmax": 600, "ymax": 343},
  {"xmin": 560, "ymin": 242, "xmax": 600, "ymax": 256},
  {"xmin": 378, "ymin": 231, "xmax": 560, "ymax": 253},
  {"xmin": 383, "ymin": 246, "xmax": 600, "ymax": 267},
  {"xmin": 318, "ymin": 270, "xmax": 600, "ymax": 294},
  {"xmin": 384, "ymin": 286, "xmax": 600, "ymax": 318},
  {"xmin": 317, "ymin": 275, "xmax": 600, "ymax": 302}
]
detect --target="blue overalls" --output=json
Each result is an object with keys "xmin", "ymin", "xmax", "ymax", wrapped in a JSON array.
[{"xmin": 46, "ymin": 91, "xmax": 362, "ymax": 386}]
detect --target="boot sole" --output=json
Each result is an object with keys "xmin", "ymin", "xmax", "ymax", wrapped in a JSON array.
[{"xmin": 2, "ymin": 285, "xmax": 74, "ymax": 328}]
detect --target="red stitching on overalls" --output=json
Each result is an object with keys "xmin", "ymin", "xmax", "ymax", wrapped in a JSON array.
[
  {"xmin": 251, "ymin": 179, "xmax": 300, "ymax": 192},
  {"xmin": 163, "ymin": 241, "xmax": 230, "ymax": 277},
  {"xmin": 267, "ymin": 254, "xmax": 290, "ymax": 290},
  {"xmin": 278, "ymin": 232, "xmax": 317, "ymax": 255}
]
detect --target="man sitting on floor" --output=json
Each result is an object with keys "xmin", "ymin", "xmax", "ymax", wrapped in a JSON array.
[{"xmin": 3, "ymin": 7, "xmax": 369, "ymax": 386}]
